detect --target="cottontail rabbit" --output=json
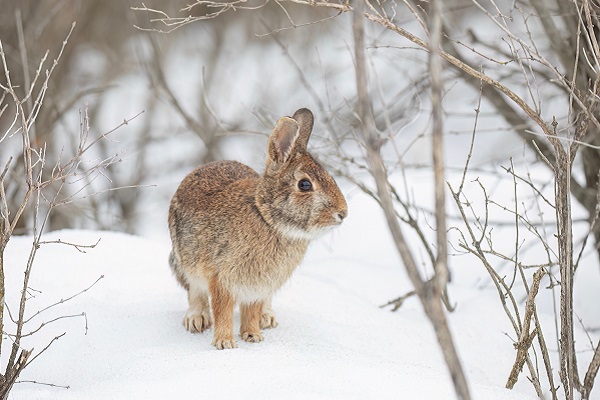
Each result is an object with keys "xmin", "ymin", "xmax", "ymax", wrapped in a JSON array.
[{"xmin": 168, "ymin": 108, "xmax": 348, "ymax": 350}]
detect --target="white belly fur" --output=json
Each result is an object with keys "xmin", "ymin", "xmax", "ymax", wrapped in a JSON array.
[{"xmin": 184, "ymin": 269, "xmax": 277, "ymax": 304}]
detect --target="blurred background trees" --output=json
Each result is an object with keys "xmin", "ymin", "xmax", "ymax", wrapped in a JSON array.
[
  {"xmin": 1, "ymin": 0, "xmax": 381, "ymax": 235},
  {"xmin": 0, "ymin": 0, "xmax": 491, "ymax": 235},
  {"xmin": 5, "ymin": 0, "xmax": 597, "ymax": 248}
]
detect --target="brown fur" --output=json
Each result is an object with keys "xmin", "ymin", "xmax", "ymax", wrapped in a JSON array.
[{"xmin": 168, "ymin": 108, "xmax": 348, "ymax": 350}]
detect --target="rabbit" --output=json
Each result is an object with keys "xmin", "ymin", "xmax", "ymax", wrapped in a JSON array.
[{"xmin": 168, "ymin": 108, "xmax": 348, "ymax": 350}]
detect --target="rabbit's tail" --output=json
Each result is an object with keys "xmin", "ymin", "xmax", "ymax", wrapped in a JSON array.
[{"xmin": 169, "ymin": 250, "xmax": 189, "ymax": 291}]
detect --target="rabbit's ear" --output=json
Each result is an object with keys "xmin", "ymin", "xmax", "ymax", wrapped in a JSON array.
[
  {"xmin": 268, "ymin": 117, "xmax": 300, "ymax": 164},
  {"xmin": 291, "ymin": 108, "xmax": 314, "ymax": 152}
]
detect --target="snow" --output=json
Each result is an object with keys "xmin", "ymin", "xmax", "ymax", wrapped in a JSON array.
[{"xmin": 3, "ymin": 187, "xmax": 568, "ymax": 400}]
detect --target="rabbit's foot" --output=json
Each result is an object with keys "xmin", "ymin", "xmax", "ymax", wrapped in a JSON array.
[
  {"xmin": 183, "ymin": 310, "xmax": 212, "ymax": 333},
  {"xmin": 212, "ymin": 337, "xmax": 237, "ymax": 350},
  {"xmin": 241, "ymin": 330, "xmax": 264, "ymax": 343},
  {"xmin": 260, "ymin": 310, "xmax": 278, "ymax": 329}
]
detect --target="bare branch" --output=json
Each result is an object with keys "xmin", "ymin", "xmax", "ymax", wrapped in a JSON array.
[
  {"xmin": 24, "ymin": 275, "xmax": 103, "ymax": 325},
  {"xmin": 24, "ymin": 333, "xmax": 65, "ymax": 369},
  {"xmin": 17, "ymin": 313, "xmax": 85, "ymax": 339},
  {"xmin": 457, "ymin": 75, "xmax": 483, "ymax": 196},
  {"xmin": 37, "ymin": 238, "xmax": 101, "ymax": 254},
  {"xmin": 380, "ymin": 290, "xmax": 416, "ymax": 311},
  {"xmin": 255, "ymin": 3, "xmax": 342, "ymax": 38},
  {"xmin": 16, "ymin": 380, "xmax": 69, "ymax": 390},
  {"xmin": 582, "ymin": 340, "xmax": 600, "ymax": 399},
  {"xmin": 354, "ymin": 1, "xmax": 470, "ymax": 398},
  {"xmin": 80, "ymin": 110, "xmax": 145, "ymax": 155},
  {"xmin": 430, "ymin": 0, "xmax": 449, "ymax": 295},
  {"xmin": 362, "ymin": 12, "xmax": 555, "ymax": 138},
  {"xmin": 506, "ymin": 267, "xmax": 545, "ymax": 390}
]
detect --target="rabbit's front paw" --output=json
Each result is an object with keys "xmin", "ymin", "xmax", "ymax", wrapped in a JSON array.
[
  {"xmin": 183, "ymin": 311, "xmax": 212, "ymax": 333},
  {"xmin": 260, "ymin": 311, "xmax": 278, "ymax": 329},
  {"xmin": 241, "ymin": 330, "xmax": 264, "ymax": 343},
  {"xmin": 212, "ymin": 337, "xmax": 237, "ymax": 350}
]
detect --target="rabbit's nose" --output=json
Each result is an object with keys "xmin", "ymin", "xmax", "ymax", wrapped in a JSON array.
[{"xmin": 337, "ymin": 209, "xmax": 348, "ymax": 221}]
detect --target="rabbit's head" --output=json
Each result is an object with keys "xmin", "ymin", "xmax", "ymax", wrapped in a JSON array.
[{"xmin": 256, "ymin": 108, "xmax": 348, "ymax": 241}]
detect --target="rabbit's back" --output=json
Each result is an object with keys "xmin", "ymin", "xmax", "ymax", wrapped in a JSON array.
[
  {"xmin": 175, "ymin": 160, "xmax": 258, "ymax": 200},
  {"xmin": 168, "ymin": 161, "xmax": 256, "ymax": 274}
]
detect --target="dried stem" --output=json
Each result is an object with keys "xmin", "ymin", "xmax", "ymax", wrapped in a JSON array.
[
  {"xmin": 353, "ymin": 2, "xmax": 470, "ymax": 399},
  {"xmin": 24, "ymin": 275, "xmax": 104, "ymax": 325},
  {"xmin": 380, "ymin": 290, "xmax": 416, "ymax": 311},
  {"xmin": 430, "ymin": 0, "xmax": 449, "ymax": 299},
  {"xmin": 506, "ymin": 267, "xmax": 544, "ymax": 390}
]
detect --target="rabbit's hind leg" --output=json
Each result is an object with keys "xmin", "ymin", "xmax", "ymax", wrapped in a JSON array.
[
  {"xmin": 183, "ymin": 275, "xmax": 212, "ymax": 334},
  {"xmin": 259, "ymin": 297, "xmax": 278, "ymax": 329},
  {"xmin": 240, "ymin": 301, "xmax": 264, "ymax": 343}
]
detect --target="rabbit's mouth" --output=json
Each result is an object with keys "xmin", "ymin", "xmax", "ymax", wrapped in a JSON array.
[
  {"xmin": 317, "ymin": 209, "xmax": 347, "ymax": 229},
  {"xmin": 333, "ymin": 209, "xmax": 348, "ymax": 224}
]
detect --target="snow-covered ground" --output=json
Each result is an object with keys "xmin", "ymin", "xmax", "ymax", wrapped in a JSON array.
[{"xmin": 7, "ymin": 182, "xmax": 595, "ymax": 400}]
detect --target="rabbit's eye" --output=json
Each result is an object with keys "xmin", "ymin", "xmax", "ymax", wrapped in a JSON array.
[{"xmin": 298, "ymin": 179, "xmax": 313, "ymax": 192}]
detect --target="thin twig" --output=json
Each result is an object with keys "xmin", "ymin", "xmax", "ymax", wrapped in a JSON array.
[
  {"xmin": 24, "ymin": 275, "xmax": 104, "ymax": 325},
  {"xmin": 16, "ymin": 380, "xmax": 69, "ymax": 389},
  {"xmin": 506, "ymin": 267, "xmax": 545, "ymax": 391},
  {"xmin": 37, "ymin": 238, "xmax": 101, "ymax": 253},
  {"xmin": 380, "ymin": 290, "xmax": 416, "ymax": 311},
  {"xmin": 24, "ymin": 333, "xmax": 65, "ymax": 368},
  {"xmin": 17, "ymin": 313, "xmax": 85, "ymax": 338}
]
